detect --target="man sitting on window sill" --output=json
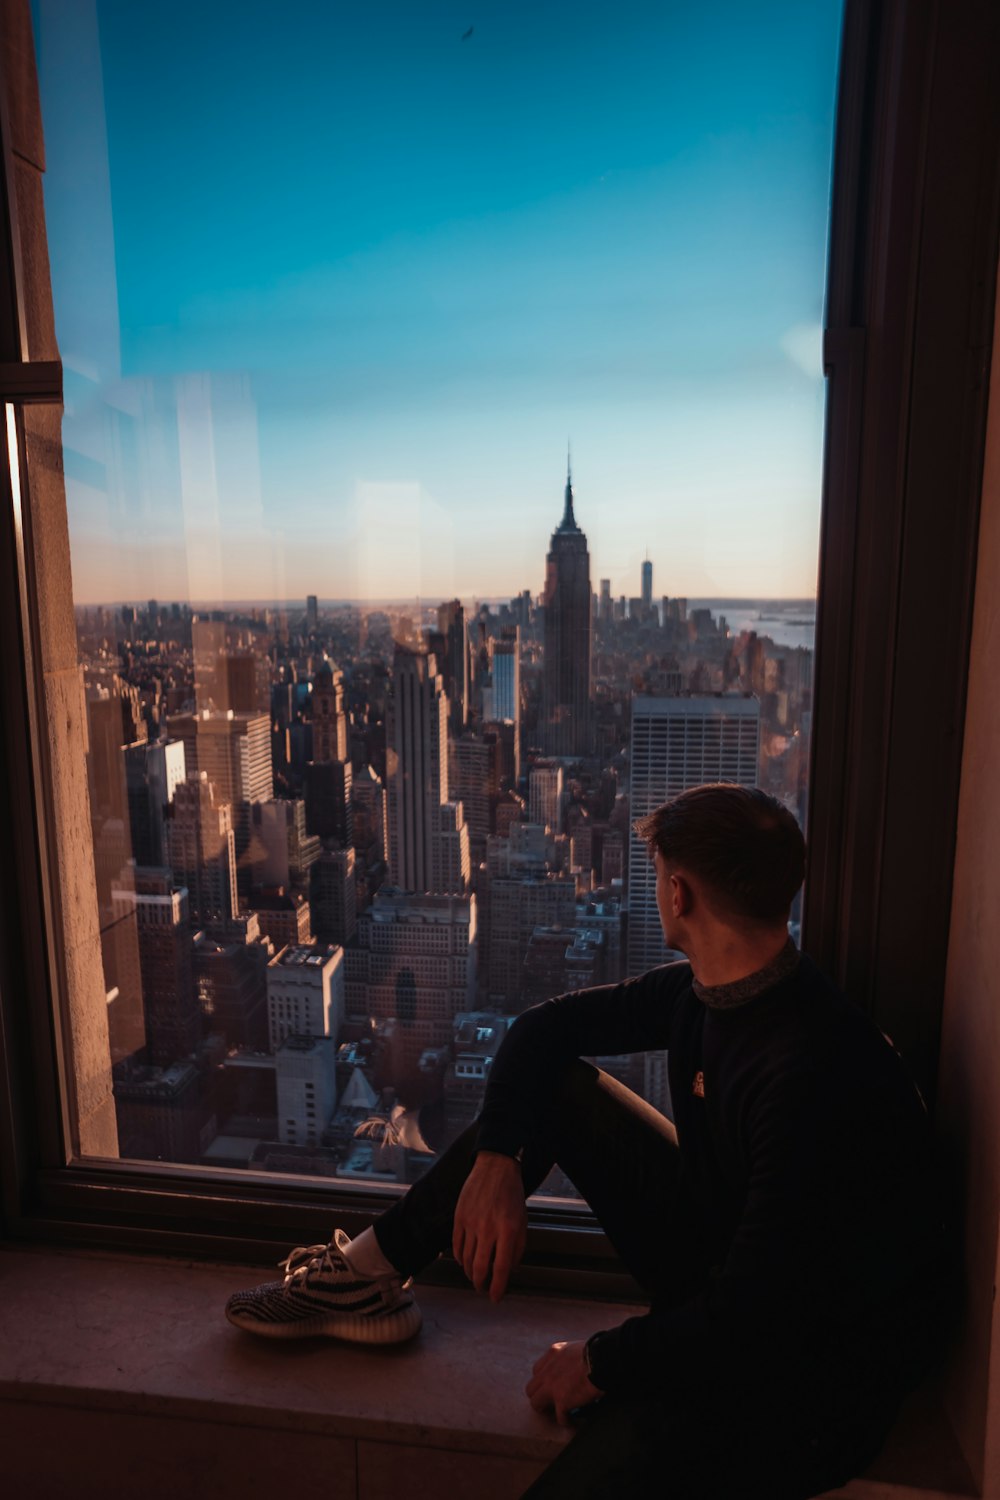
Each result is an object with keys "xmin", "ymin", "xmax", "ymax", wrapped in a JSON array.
[{"xmin": 226, "ymin": 783, "xmax": 950, "ymax": 1500}]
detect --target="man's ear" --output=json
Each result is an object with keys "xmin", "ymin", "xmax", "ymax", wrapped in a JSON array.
[{"xmin": 671, "ymin": 872, "xmax": 694, "ymax": 917}]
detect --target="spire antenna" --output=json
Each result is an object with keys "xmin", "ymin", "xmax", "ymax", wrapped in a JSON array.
[{"xmin": 559, "ymin": 443, "xmax": 578, "ymax": 531}]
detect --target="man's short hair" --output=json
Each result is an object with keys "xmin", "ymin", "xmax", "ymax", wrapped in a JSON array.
[{"xmin": 633, "ymin": 783, "xmax": 805, "ymax": 926}]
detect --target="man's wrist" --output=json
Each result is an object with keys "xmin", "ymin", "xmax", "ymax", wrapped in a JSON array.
[{"xmin": 582, "ymin": 1332, "xmax": 608, "ymax": 1391}]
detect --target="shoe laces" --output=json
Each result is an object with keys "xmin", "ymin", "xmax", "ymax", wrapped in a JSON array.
[{"xmin": 278, "ymin": 1241, "xmax": 344, "ymax": 1289}]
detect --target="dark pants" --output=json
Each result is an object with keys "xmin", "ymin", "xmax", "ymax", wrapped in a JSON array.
[{"xmin": 373, "ymin": 1061, "xmax": 900, "ymax": 1500}]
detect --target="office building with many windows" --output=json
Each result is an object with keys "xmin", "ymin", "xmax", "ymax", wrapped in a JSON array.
[
  {"xmin": 627, "ymin": 694, "xmax": 761, "ymax": 975},
  {"xmin": 166, "ymin": 709, "xmax": 273, "ymax": 865},
  {"xmin": 266, "ymin": 943, "xmax": 345, "ymax": 1053},
  {"xmin": 387, "ymin": 646, "xmax": 469, "ymax": 895},
  {"xmin": 163, "ymin": 774, "xmax": 239, "ymax": 931},
  {"xmin": 344, "ymin": 888, "xmax": 477, "ymax": 1079},
  {"xmin": 275, "ymin": 1034, "xmax": 338, "ymax": 1149}
]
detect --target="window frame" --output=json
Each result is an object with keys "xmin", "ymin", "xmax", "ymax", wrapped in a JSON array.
[
  {"xmin": 804, "ymin": 0, "xmax": 1000, "ymax": 1107},
  {"xmin": 0, "ymin": 0, "xmax": 997, "ymax": 1293}
]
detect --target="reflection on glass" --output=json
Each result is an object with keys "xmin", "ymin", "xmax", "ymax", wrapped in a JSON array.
[{"xmin": 32, "ymin": 0, "xmax": 841, "ymax": 1193}]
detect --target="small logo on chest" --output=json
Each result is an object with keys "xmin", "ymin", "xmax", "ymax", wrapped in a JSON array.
[{"xmin": 691, "ymin": 1070, "xmax": 705, "ymax": 1098}]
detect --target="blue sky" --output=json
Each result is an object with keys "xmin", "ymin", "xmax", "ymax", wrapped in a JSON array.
[{"xmin": 34, "ymin": 0, "xmax": 843, "ymax": 605}]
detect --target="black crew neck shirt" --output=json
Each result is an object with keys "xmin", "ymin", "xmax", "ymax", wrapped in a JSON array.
[{"xmin": 476, "ymin": 955, "xmax": 946, "ymax": 1405}]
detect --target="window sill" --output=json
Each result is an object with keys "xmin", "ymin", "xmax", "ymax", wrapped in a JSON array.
[{"xmin": 0, "ymin": 1243, "xmax": 974, "ymax": 1499}]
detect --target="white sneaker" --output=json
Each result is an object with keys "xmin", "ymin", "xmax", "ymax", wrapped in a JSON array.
[{"xmin": 225, "ymin": 1229, "xmax": 422, "ymax": 1344}]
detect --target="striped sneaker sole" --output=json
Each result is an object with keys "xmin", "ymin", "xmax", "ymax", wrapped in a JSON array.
[{"xmin": 226, "ymin": 1295, "xmax": 422, "ymax": 1345}]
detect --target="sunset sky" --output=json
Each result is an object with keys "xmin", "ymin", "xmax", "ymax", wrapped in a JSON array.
[{"xmin": 33, "ymin": 0, "xmax": 842, "ymax": 606}]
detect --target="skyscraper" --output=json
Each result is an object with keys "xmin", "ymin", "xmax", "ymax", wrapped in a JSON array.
[
  {"xmin": 449, "ymin": 734, "xmax": 492, "ymax": 858},
  {"xmin": 641, "ymin": 557, "xmax": 653, "ymax": 613},
  {"xmin": 344, "ymin": 888, "xmax": 477, "ymax": 1077},
  {"xmin": 435, "ymin": 801, "xmax": 471, "ymax": 895},
  {"xmin": 529, "ymin": 760, "xmax": 564, "ymax": 831},
  {"xmin": 542, "ymin": 457, "xmax": 592, "ymax": 758},
  {"xmin": 192, "ymin": 928, "xmax": 270, "ymax": 1051},
  {"xmin": 434, "ymin": 599, "xmax": 469, "ymax": 736},
  {"xmin": 113, "ymin": 1061, "xmax": 204, "ymax": 1165},
  {"xmin": 275, "ymin": 1034, "xmax": 337, "ymax": 1148},
  {"xmin": 304, "ymin": 662, "xmax": 353, "ymax": 851},
  {"xmin": 111, "ymin": 866, "xmax": 200, "ymax": 1067},
  {"xmin": 626, "ymin": 694, "xmax": 761, "ymax": 976},
  {"xmin": 86, "ymin": 673, "xmax": 147, "ymax": 821},
  {"xmin": 252, "ymin": 889, "xmax": 313, "ymax": 953},
  {"xmin": 164, "ymin": 773, "xmax": 239, "ymax": 929},
  {"xmin": 523, "ymin": 925, "xmax": 604, "ymax": 1008},
  {"xmin": 311, "ymin": 662, "xmax": 348, "ymax": 762},
  {"xmin": 266, "ymin": 942, "xmax": 346, "ymax": 1053},
  {"xmin": 166, "ymin": 709, "xmax": 273, "ymax": 863},
  {"xmin": 386, "ymin": 646, "xmax": 469, "ymax": 894},
  {"xmin": 482, "ymin": 718, "xmax": 519, "ymax": 796},
  {"xmin": 487, "ymin": 871, "xmax": 577, "ymax": 1009},
  {"xmin": 124, "ymin": 738, "xmax": 186, "ymax": 866},
  {"xmin": 490, "ymin": 627, "xmax": 520, "ymax": 723},
  {"xmin": 310, "ymin": 845, "xmax": 358, "ymax": 947},
  {"xmin": 251, "ymin": 798, "xmax": 321, "ymax": 892},
  {"xmin": 477, "ymin": 629, "xmax": 521, "ymax": 785},
  {"xmin": 214, "ymin": 652, "xmax": 261, "ymax": 714},
  {"xmin": 304, "ymin": 758, "xmax": 353, "ymax": 845},
  {"xmin": 351, "ymin": 764, "xmax": 388, "ymax": 864}
]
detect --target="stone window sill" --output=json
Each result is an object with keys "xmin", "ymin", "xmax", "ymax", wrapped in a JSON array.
[{"xmin": 0, "ymin": 1243, "xmax": 974, "ymax": 1499}]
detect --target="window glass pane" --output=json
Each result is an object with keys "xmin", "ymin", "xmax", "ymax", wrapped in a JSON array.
[{"xmin": 30, "ymin": 0, "xmax": 842, "ymax": 1195}]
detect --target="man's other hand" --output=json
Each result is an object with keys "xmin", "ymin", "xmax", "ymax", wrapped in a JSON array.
[
  {"xmin": 452, "ymin": 1149, "xmax": 527, "ymax": 1302},
  {"xmin": 525, "ymin": 1340, "xmax": 602, "ymax": 1426}
]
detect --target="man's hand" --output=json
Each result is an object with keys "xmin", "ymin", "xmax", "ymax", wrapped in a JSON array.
[
  {"xmin": 525, "ymin": 1340, "xmax": 602, "ymax": 1426},
  {"xmin": 452, "ymin": 1150, "xmax": 527, "ymax": 1302}
]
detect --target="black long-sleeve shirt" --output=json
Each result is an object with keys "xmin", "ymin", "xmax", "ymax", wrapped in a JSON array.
[{"xmin": 476, "ymin": 956, "xmax": 946, "ymax": 1405}]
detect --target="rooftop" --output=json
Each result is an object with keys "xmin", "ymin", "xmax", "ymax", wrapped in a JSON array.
[
  {"xmin": 368, "ymin": 888, "xmax": 474, "ymax": 923},
  {"xmin": 271, "ymin": 943, "xmax": 339, "ymax": 969},
  {"xmin": 277, "ymin": 1034, "xmax": 331, "ymax": 1055}
]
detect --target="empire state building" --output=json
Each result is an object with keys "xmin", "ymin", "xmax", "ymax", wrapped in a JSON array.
[{"xmin": 542, "ymin": 458, "xmax": 592, "ymax": 758}]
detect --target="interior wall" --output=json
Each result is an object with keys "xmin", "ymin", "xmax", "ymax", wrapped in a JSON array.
[{"xmin": 937, "ymin": 254, "xmax": 1000, "ymax": 1497}]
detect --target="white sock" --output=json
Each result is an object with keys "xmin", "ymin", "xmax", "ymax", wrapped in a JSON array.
[{"xmin": 341, "ymin": 1226, "xmax": 397, "ymax": 1279}]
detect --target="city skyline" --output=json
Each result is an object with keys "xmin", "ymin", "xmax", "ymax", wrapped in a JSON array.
[
  {"xmin": 77, "ymin": 389, "xmax": 815, "ymax": 1179},
  {"xmin": 33, "ymin": 0, "xmax": 841, "ymax": 605},
  {"xmin": 74, "ymin": 587, "xmax": 819, "ymax": 659},
  {"xmin": 83, "ymin": 557, "xmax": 814, "ymax": 1175},
  {"xmin": 76, "ymin": 590, "xmax": 820, "ymax": 609}
]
